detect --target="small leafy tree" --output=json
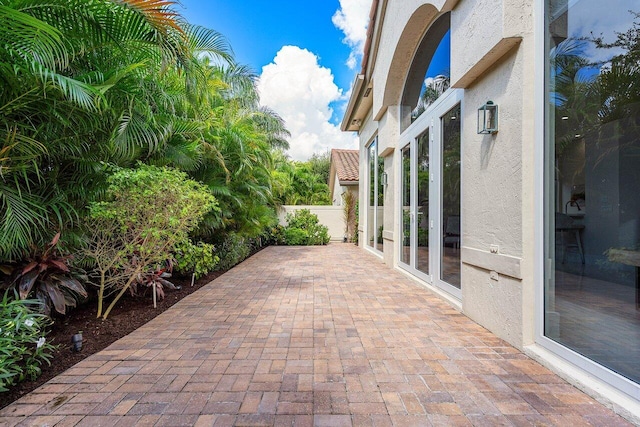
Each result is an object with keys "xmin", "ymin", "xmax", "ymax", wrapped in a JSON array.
[{"xmin": 86, "ymin": 164, "xmax": 218, "ymax": 319}]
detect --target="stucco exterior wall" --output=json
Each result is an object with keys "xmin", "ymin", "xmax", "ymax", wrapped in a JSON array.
[
  {"xmin": 331, "ymin": 172, "xmax": 359, "ymax": 207},
  {"xmin": 464, "ymin": 265, "xmax": 523, "ymax": 346},
  {"xmin": 331, "ymin": 172, "xmax": 343, "ymax": 206},
  {"xmin": 353, "ymin": 0, "xmax": 537, "ymax": 349},
  {"xmin": 371, "ymin": 0, "xmax": 447, "ymax": 119},
  {"xmin": 459, "ymin": 44, "xmax": 526, "ymax": 347},
  {"xmin": 461, "ymin": 51, "xmax": 523, "ymax": 256},
  {"xmin": 378, "ymin": 107, "xmax": 401, "ymax": 265},
  {"xmin": 450, "ymin": 0, "xmax": 503, "ymax": 84}
]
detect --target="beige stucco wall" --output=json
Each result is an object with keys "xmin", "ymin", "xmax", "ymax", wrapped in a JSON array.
[
  {"xmin": 354, "ymin": 0, "xmax": 536, "ymax": 350},
  {"xmin": 371, "ymin": 0, "xmax": 448, "ymax": 119},
  {"xmin": 331, "ymin": 172, "xmax": 359, "ymax": 207},
  {"xmin": 331, "ymin": 172, "xmax": 343, "ymax": 206},
  {"xmin": 459, "ymin": 27, "xmax": 531, "ymax": 349}
]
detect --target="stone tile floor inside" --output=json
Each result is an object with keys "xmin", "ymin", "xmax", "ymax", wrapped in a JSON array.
[{"xmin": 0, "ymin": 245, "xmax": 633, "ymax": 426}]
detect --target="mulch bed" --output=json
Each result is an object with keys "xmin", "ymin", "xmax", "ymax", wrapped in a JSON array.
[{"xmin": 0, "ymin": 266, "xmax": 230, "ymax": 410}]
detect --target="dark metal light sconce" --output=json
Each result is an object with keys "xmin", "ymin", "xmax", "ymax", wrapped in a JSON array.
[{"xmin": 477, "ymin": 101, "xmax": 498, "ymax": 134}]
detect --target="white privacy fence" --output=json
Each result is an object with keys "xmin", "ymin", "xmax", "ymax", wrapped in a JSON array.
[{"xmin": 278, "ymin": 206, "xmax": 345, "ymax": 242}]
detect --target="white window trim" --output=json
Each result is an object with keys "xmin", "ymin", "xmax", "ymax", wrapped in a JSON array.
[{"xmin": 365, "ymin": 136, "xmax": 383, "ymax": 258}]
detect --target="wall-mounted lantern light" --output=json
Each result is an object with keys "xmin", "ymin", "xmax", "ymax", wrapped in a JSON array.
[
  {"xmin": 381, "ymin": 172, "xmax": 388, "ymax": 187},
  {"xmin": 477, "ymin": 101, "xmax": 498, "ymax": 134}
]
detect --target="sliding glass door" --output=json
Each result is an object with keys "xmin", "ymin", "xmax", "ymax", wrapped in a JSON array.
[{"xmin": 399, "ymin": 90, "xmax": 462, "ymax": 298}]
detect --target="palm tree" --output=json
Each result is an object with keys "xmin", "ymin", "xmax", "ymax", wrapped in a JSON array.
[{"xmin": 0, "ymin": 0, "xmax": 233, "ymax": 261}]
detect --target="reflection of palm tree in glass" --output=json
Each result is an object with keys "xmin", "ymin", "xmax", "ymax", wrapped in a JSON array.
[
  {"xmin": 552, "ymin": 12, "xmax": 640, "ymax": 222},
  {"xmin": 553, "ymin": 13, "xmax": 640, "ymax": 157},
  {"xmin": 412, "ymin": 75, "xmax": 451, "ymax": 120},
  {"xmin": 442, "ymin": 105, "xmax": 461, "ymax": 219}
]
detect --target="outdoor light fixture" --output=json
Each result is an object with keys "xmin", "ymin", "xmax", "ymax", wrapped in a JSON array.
[
  {"xmin": 477, "ymin": 101, "xmax": 498, "ymax": 134},
  {"xmin": 381, "ymin": 172, "xmax": 388, "ymax": 187},
  {"xmin": 71, "ymin": 332, "xmax": 83, "ymax": 352}
]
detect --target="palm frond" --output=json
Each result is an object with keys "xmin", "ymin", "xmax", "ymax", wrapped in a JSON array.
[{"xmin": 0, "ymin": 4, "xmax": 68, "ymax": 69}]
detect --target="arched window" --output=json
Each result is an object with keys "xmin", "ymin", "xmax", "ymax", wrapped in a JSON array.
[{"xmin": 401, "ymin": 13, "xmax": 451, "ymax": 131}]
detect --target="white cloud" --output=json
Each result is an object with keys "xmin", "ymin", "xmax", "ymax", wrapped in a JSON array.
[
  {"xmin": 568, "ymin": 0, "xmax": 632, "ymax": 63},
  {"xmin": 258, "ymin": 46, "xmax": 358, "ymax": 161},
  {"xmin": 332, "ymin": 0, "xmax": 372, "ymax": 69}
]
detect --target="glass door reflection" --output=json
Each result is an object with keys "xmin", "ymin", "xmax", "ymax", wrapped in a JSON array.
[
  {"xmin": 401, "ymin": 145, "xmax": 411, "ymax": 265},
  {"xmin": 417, "ymin": 131, "xmax": 430, "ymax": 275},
  {"xmin": 440, "ymin": 105, "xmax": 461, "ymax": 288}
]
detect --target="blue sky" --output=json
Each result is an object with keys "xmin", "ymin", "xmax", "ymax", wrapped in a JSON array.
[
  {"xmin": 178, "ymin": 1, "xmax": 356, "ymax": 91},
  {"xmin": 178, "ymin": 0, "xmax": 371, "ymax": 160}
]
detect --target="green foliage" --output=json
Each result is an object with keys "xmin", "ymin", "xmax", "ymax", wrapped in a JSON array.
[
  {"xmin": 215, "ymin": 233, "xmax": 251, "ymax": 271},
  {"xmin": 173, "ymin": 239, "xmax": 219, "ymax": 279},
  {"xmin": 0, "ymin": 0, "xmax": 226, "ymax": 261},
  {"xmin": 283, "ymin": 228, "xmax": 309, "ymax": 245},
  {"xmin": 1, "ymin": 0, "xmax": 292, "ymax": 308},
  {"xmin": 87, "ymin": 164, "xmax": 218, "ymax": 319},
  {"xmin": 0, "ymin": 292, "xmax": 55, "ymax": 392},
  {"xmin": 307, "ymin": 151, "xmax": 331, "ymax": 184},
  {"xmin": 268, "ymin": 224, "xmax": 286, "ymax": 246},
  {"xmin": 271, "ymin": 152, "xmax": 331, "ymax": 206},
  {"xmin": 0, "ymin": 0, "xmax": 289, "ymax": 264},
  {"xmin": 418, "ymin": 227, "xmax": 429, "ymax": 247},
  {"xmin": 281, "ymin": 209, "xmax": 330, "ymax": 245}
]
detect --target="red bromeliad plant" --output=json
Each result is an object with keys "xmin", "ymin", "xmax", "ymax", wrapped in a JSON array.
[{"xmin": 0, "ymin": 233, "xmax": 88, "ymax": 316}]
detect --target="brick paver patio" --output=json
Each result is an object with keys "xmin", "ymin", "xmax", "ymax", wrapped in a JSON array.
[{"xmin": 0, "ymin": 245, "xmax": 632, "ymax": 426}]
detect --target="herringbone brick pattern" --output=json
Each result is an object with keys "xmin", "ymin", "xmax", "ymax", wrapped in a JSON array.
[{"xmin": 0, "ymin": 245, "xmax": 632, "ymax": 426}]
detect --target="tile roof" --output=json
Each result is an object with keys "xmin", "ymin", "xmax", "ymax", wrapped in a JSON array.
[{"xmin": 331, "ymin": 149, "xmax": 359, "ymax": 182}]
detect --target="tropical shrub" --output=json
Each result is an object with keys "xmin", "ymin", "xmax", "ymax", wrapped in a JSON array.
[
  {"xmin": 0, "ymin": 233, "xmax": 88, "ymax": 316},
  {"xmin": 283, "ymin": 228, "xmax": 309, "ymax": 246},
  {"xmin": 0, "ymin": 0, "xmax": 233, "ymax": 262},
  {"xmin": 86, "ymin": 164, "xmax": 218, "ymax": 319},
  {"xmin": 271, "ymin": 152, "xmax": 331, "ymax": 205},
  {"xmin": 268, "ymin": 224, "xmax": 286, "ymax": 246},
  {"xmin": 0, "ymin": 0, "xmax": 292, "ymax": 294},
  {"xmin": 173, "ymin": 239, "xmax": 219, "ymax": 279},
  {"xmin": 215, "ymin": 233, "xmax": 251, "ymax": 271},
  {"xmin": 0, "ymin": 292, "xmax": 55, "ymax": 392},
  {"xmin": 307, "ymin": 151, "xmax": 331, "ymax": 184},
  {"xmin": 281, "ymin": 209, "xmax": 330, "ymax": 245}
]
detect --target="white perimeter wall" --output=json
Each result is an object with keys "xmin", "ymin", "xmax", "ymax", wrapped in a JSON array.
[{"xmin": 278, "ymin": 206, "xmax": 345, "ymax": 241}]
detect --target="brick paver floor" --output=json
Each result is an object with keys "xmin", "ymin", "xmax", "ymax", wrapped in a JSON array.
[{"xmin": 0, "ymin": 245, "xmax": 633, "ymax": 426}]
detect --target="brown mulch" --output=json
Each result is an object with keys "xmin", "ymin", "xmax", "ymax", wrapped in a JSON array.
[{"xmin": 0, "ymin": 266, "xmax": 228, "ymax": 410}]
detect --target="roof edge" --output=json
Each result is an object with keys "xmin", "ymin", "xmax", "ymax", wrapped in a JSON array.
[{"xmin": 340, "ymin": 73, "xmax": 365, "ymax": 131}]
